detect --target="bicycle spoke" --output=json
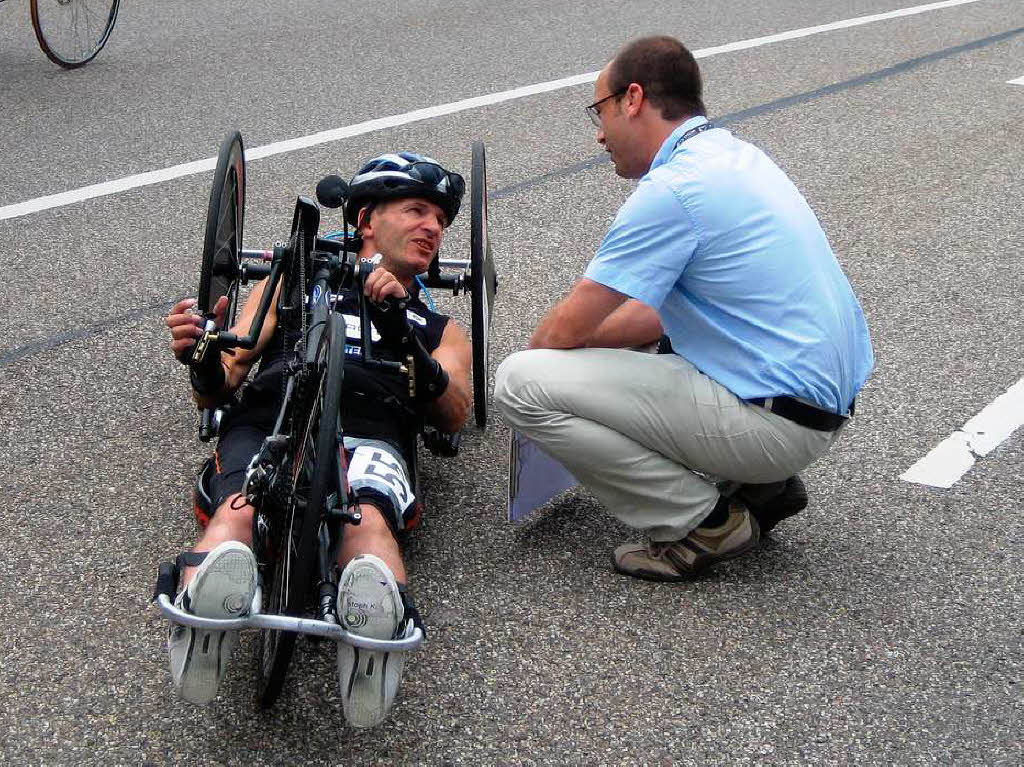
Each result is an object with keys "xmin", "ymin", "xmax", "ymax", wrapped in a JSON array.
[{"xmin": 32, "ymin": 0, "xmax": 119, "ymax": 67}]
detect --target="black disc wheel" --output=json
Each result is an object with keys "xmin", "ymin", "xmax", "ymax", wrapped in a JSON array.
[
  {"xmin": 30, "ymin": 0, "xmax": 120, "ymax": 69},
  {"xmin": 198, "ymin": 131, "xmax": 246, "ymax": 330},
  {"xmin": 256, "ymin": 313, "xmax": 346, "ymax": 708},
  {"xmin": 469, "ymin": 140, "xmax": 497, "ymax": 428}
]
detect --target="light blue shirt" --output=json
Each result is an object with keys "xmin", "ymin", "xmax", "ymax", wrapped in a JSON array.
[{"xmin": 584, "ymin": 117, "xmax": 873, "ymax": 413}]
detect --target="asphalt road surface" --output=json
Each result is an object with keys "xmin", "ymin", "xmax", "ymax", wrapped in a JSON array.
[{"xmin": 1, "ymin": 0, "xmax": 1021, "ymax": 763}]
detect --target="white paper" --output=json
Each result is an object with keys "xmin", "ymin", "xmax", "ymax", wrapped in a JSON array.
[{"xmin": 507, "ymin": 431, "xmax": 578, "ymax": 523}]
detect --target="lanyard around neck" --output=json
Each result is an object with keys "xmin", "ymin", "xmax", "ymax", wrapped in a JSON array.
[{"xmin": 673, "ymin": 121, "xmax": 714, "ymax": 151}]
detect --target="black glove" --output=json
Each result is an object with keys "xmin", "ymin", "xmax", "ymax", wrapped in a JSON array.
[
  {"xmin": 414, "ymin": 350, "xmax": 449, "ymax": 402},
  {"xmin": 187, "ymin": 324, "xmax": 226, "ymax": 396},
  {"xmin": 367, "ymin": 294, "xmax": 415, "ymax": 346},
  {"xmin": 189, "ymin": 356, "xmax": 225, "ymax": 396},
  {"xmin": 368, "ymin": 295, "xmax": 449, "ymax": 402}
]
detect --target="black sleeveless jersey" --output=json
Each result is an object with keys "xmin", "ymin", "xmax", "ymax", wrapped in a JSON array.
[
  {"xmin": 331, "ymin": 286, "xmax": 449, "ymax": 445},
  {"xmin": 240, "ymin": 284, "xmax": 450, "ymax": 455}
]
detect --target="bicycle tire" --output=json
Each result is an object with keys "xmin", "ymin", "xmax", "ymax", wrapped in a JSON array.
[
  {"xmin": 198, "ymin": 132, "xmax": 245, "ymax": 329},
  {"xmin": 256, "ymin": 312, "xmax": 346, "ymax": 707},
  {"xmin": 30, "ymin": 0, "xmax": 120, "ymax": 69},
  {"xmin": 469, "ymin": 140, "xmax": 496, "ymax": 428}
]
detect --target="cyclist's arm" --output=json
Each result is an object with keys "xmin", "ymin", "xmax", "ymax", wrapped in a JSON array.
[
  {"xmin": 193, "ymin": 278, "xmax": 280, "ymax": 409},
  {"xmin": 424, "ymin": 320, "xmax": 472, "ymax": 433}
]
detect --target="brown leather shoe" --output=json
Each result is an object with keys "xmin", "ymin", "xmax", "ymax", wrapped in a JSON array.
[{"xmin": 612, "ymin": 504, "xmax": 760, "ymax": 582}]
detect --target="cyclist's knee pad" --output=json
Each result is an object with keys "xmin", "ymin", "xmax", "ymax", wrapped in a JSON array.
[{"xmin": 193, "ymin": 459, "xmax": 215, "ymax": 529}]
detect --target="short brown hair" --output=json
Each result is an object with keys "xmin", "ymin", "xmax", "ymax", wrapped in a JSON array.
[{"xmin": 608, "ymin": 36, "xmax": 705, "ymax": 121}]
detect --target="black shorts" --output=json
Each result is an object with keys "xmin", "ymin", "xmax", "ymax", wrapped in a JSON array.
[{"xmin": 209, "ymin": 402, "xmax": 419, "ymax": 537}]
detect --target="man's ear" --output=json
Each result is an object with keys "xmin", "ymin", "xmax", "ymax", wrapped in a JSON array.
[
  {"xmin": 624, "ymin": 82, "xmax": 644, "ymax": 118},
  {"xmin": 357, "ymin": 205, "xmax": 374, "ymax": 236}
]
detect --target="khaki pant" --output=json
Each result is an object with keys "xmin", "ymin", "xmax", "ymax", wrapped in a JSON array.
[{"xmin": 494, "ymin": 348, "xmax": 842, "ymax": 541}]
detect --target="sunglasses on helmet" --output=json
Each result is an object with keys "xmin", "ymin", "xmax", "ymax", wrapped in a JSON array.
[{"xmin": 402, "ymin": 161, "xmax": 466, "ymax": 200}]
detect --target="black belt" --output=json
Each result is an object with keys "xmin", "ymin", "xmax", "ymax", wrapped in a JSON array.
[{"xmin": 747, "ymin": 396, "xmax": 853, "ymax": 432}]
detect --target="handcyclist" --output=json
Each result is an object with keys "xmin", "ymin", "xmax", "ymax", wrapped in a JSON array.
[{"xmin": 162, "ymin": 152, "xmax": 471, "ymax": 727}]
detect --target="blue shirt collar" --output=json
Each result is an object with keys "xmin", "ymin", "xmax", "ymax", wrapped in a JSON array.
[{"xmin": 649, "ymin": 116, "xmax": 711, "ymax": 172}]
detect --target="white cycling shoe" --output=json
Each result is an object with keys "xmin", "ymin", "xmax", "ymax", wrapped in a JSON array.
[
  {"xmin": 336, "ymin": 554, "xmax": 410, "ymax": 728},
  {"xmin": 167, "ymin": 541, "xmax": 258, "ymax": 705}
]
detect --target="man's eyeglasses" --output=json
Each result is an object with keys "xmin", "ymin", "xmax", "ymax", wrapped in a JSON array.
[{"xmin": 585, "ymin": 87, "xmax": 628, "ymax": 127}]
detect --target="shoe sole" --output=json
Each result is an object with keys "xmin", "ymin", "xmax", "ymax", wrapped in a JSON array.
[
  {"xmin": 337, "ymin": 555, "xmax": 404, "ymax": 728},
  {"xmin": 610, "ymin": 563, "xmax": 691, "ymax": 583},
  {"xmin": 176, "ymin": 544, "xmax": 257, "ymax": 704}
]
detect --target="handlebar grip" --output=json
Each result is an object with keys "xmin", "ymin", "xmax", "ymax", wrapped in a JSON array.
[{"xmin": 152, "ymin": 561, "xmax": 179, "ymax": 603}]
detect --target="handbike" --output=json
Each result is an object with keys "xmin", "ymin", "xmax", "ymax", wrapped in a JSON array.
[{"xmin": 153, "ymin": 131, "xmax": 497, "ymax": 708}]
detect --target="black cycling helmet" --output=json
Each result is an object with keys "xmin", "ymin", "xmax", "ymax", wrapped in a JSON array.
[{"xmin": 345, "ymin": 151, "xmax": 465, "ymax": 227}]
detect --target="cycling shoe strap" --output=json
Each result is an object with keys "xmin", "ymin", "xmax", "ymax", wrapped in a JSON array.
[
  {"xmin": 398, "ymin": 585, "xmax": 426, "ymax": 639},
  {"xmin": 176, "ymin": 551, "xmax": 210, "ymax": 569}
]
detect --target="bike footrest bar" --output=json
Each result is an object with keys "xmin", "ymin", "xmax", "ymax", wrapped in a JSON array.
[{"xmin": 156, "ymin": 594, "xmax": 424, "ymax": 651}]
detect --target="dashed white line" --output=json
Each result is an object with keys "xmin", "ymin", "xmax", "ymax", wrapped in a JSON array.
[
  {"xmin": 900, "ymin": 377, "xmax": 1024, "ymax": 488},
  {"xmin": 0, "ymin": 0, "xmax": 986, "ymax": 223},
  {"xmin": 1008, "ymin": 75, "xmax": 1024, "ymax": 85}
]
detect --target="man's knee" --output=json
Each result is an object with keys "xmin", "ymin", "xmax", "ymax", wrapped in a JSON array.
[
  {"xmin": 494, "ymin": 349, "xmax": 558, "ymax": 419},
  {"xmin": 353, "ymin": 502, "xmax": 390, "ymax": 531},
  {"xmin": 211, "ymin": 494, "xmax": 255, "ymax": 529},
  {"xmin": 494, "ymin": 351, "xmax": 526, "ymax": 407},
  {"xmin": 343, "ymin": 502, "xmax": 397, "ymax": 546}
]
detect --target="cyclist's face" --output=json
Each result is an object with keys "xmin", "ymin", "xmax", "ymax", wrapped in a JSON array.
[{"xmin": 369, "ymin": 198, "xmax": 446, "ymax": 274}]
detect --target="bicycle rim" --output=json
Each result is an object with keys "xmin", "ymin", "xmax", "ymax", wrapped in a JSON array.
[
  {"xmin": 255, "ymin": 313, "xmax": 345, "ymax": 707},
  {"xmin": 30, "ymin": 0, "xmax": 120, "ymax": 69},
  {"xmin": 199, "ymin": 132, "xmax": 245, "ymax": 327}
]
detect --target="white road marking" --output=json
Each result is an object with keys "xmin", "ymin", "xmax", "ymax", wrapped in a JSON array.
[
  {"xmin": 0, "ymin": 0, "xmax": 985, "ymax": 223},
  {"xmin": 900, "ymin": 377, "xmax": 1024, "ymax": 488},
  {"xmin": 1008, "ymin": 75, "xmax": 1024, "ymax": 85}
]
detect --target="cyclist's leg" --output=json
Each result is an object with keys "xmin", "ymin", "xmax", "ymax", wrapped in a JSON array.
[
  {"xmin": 337, "ymin": 435, "xmax": 419, "ymax": 578},
  {"xmin": 168, "ymin": 423, "xmax": 263, "ymax": 705},
  {"xmin": 182, "ymin": 494, "xmax": 255, "ymax": 585},
  {"xmin": 335, "ymin": 437, "xmax": 418, "ymax": 727},
  {"xmin": 179, "ymin": 420, "xmax": 266, "ymax": 585},
  {"xmin": 338, "ymin": 502, "xmax": 405, "ymax": 581}
]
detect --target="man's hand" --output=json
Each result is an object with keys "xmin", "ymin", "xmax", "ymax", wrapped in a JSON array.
[
  {"xmin": 361, "ymin": 265, "xmax": 454, "ymax": 405},
  {"xmin": 363, "ymin": 266, "xmax": 409, "ymax": 304},
  {"xmin": 165, "ymin": 295, "xmax": 229, "ymax": 364},
  {"xmin": 364, "ymin": 266, "xmax": 415, "ymax": 348}
]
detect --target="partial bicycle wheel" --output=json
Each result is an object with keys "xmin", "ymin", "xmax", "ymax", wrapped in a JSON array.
[
  {"xmin": 469, "ymin": 140, "xmax": 497, "ymax": 428},
  {"xmin": 199, "ymin": 131, "xmax": 246, "ymax": 330},
  {"xmin": 256, "ymin": 312, "xmax": 346, "ymax": 708},
  {"xmin": 30, "ymin": 0, "xmax": 121, "ymax": 69}
]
